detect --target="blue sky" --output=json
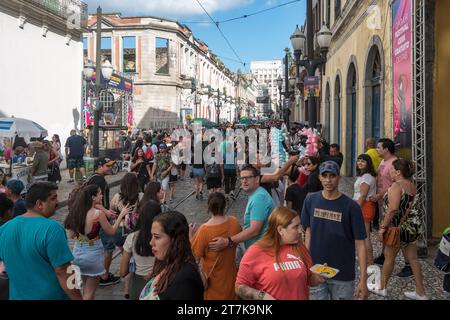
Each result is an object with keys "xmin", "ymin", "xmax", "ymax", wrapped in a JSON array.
[{"xmin": 83, "ymin": 0, "xmax": 306, "ymax": 72}]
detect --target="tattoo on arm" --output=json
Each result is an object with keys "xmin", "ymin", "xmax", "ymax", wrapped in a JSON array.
[{"xmin": 236, "ymin": 284, "xmax": 260, "ymax": 300}]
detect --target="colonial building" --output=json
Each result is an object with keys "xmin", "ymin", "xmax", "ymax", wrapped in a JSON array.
[
  {"xmin": 304, "ymin": 0, "xmax": 445, "ymax": 239},
  {"xmin": 84, "ymin": 13, "xmax": 237, "ymax": 128},
  {"xmin": 0, "ymin": 0, "xmax": 87, "ymax": 146},
  {"xmin": 251, "ymin": 60, "xmax": 282, "ymax": 109}
]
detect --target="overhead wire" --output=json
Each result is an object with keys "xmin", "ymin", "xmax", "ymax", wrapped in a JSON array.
[
  {"xmin": 181, "ymin": 0, "xmax": 302, "ymax": 25},
  {"xmin": 194, "ymin": 0, "xmax": 249, "ymax": 72}
]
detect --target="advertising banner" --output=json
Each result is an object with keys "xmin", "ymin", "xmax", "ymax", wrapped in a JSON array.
[
  {"xmin": 304, "ymin": 76, "xmax": 320, "ymax": 97},
  {"xmin": 392, "ymin": 0, "xmax": 413, "ymax": 159}
]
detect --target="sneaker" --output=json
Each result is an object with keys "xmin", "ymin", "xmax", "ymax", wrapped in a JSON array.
[
  {"xmin": 404, "ymin": 291, "xmax": 428, "ymax": 300},
  {"xmin": 396, "ymin": 265, "xmax": 414, "ymax": 278},
  {"xmin": 374, "ymin": 254, "xmax": 385, "ymax": 266},
  {"xmin": 369, "ymin": 287, "xmax": 388, "ymax": 297},
  {"xmin": 99, "ymin": 273, "xmax": 121, "ymax": 287},
  {"xmin": 82, "ymin": 176, "xmax": 87, "ymax": 181},
  {"xmin": 195, "ymin": 194, "xmax": 199, "ymax": 200},
  {"xmin": 68, "ymin": 179, "xmax": 74, "ymax": 183}
]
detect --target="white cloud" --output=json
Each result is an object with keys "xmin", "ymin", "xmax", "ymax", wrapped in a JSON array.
[{"xmin": 85, "ymin": 0, "xmax": 254, "ymax": 19}]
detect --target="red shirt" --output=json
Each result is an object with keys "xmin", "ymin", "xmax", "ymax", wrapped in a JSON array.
[{"xmin": 236, "ymin": 243, "xmax": 312, "ymax": 300}]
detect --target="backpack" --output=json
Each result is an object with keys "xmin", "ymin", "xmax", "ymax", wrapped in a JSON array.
[
  {"xmin": 67, "ymin": 174, "xmax": 99, "ymax": 213},
  {"xmin": 206, "ymin": 163, "xmax": 220, "ymax": 178},
  {"xmin": 435, "ymin": 228, "xmax": 450, "ymax": 273},
  {"xmin": 145, "ymin": 144, "xmax": 154, "ymax": 160}
]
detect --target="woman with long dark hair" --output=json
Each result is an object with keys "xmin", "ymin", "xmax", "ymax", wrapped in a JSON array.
[
  {"xmin": 64, "ymin": 185, "xmax": 130, "ymax": 300},
  {"xmin": 120, "ymin": 200, "xmax": 162, "ymax": 300},
  {"xmin": 139, "ymin": 212, "xmax": 204, "ymax": 300},
  {"xmin": 111, "ymin": 173, "xmax": 141, "ymax": 233},
  {"xmin": 353, "ymin": 154, "xmax": 377, "ymax": 265},
  {"xmin": 138, "ymin": 181, "xmax": 168, "ymax": 214},
  {"xmin": 131, "ymin": 147, "xmax": 152, "ymax": 192}
]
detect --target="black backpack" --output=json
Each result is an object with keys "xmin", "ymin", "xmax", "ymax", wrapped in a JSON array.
[{"xmin": 206, "ymin": 163, "xmax": 220, "ymax": 178}]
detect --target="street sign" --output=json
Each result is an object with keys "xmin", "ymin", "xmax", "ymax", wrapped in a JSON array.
[{"xmin": 304, "ymin": 76, "xmax": 320, "ymax": 97}]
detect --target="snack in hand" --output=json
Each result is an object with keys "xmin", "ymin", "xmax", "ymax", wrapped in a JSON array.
[{"xmin": 310, "ymin": 264, "xmax": 339, "ymax": 278}]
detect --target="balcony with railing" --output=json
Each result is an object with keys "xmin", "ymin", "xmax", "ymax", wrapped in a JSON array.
[{"xmin": 23, "ymin": 0, "xmax": 88, "ymax": 27}]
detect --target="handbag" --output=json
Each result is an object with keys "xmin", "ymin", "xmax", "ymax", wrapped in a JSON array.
[
  {"xmin": 199, "ymin": 256, "xmax": 220, "ymax": 290},
  {"xmin": 383, "ymin": 194, "xmax": 418, "ymax": 248},
  {"xmin": 383, "ymin": 226, "xmax": 401, "ymax": 247}
]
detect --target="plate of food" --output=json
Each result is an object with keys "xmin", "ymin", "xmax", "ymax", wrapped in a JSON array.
[{"xmin": 310, "ymin": 264, "xmax": 339, "ymax": 279}]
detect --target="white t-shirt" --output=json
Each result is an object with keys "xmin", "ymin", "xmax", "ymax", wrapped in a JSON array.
[
  {"xmin": 123, "ymin": 231, "xmax": 155, "ymax": 277},
  {"xmin": 353, "ymin": 173, "xmax": 376, "ymax": 201}
]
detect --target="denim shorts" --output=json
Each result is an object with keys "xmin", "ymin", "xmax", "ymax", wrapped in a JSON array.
[
  {"xmin": 68, "ymin": 158, "xmax": 84, "ymax": 169},
  {"xmin": 192, "ymin": 167, "xmax": 205, "ymax": 178},
  {"xmin": 159, "ymin": 176, "xmax": 170, "ymax": 192},
  {"xmin": 309, "ymin": 279, "xmax": 355, "ymax": 300},
  {"xmin": 99, "ymin": 228, "xmax": 126, "ymax": 253},
  {"xmin": 72, "ymin": 239, "xmax": 106, "ymax": 277}
]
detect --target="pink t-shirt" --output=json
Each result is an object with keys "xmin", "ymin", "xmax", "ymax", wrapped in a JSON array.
[
  {"xmin": 236, "ymin": 243, "xmax": 312, "ymax": 300},
  {"xmin": 376, "ymin": 157, "xmax": 397, "ymax": 197}
]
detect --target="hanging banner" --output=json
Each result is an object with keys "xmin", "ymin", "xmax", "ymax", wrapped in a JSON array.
[
  {"xmin": 304, "ymin": 76, "xmax": 320, "ymax": 97},
  {"xmin": 392, "ymin": 0, "xmax": 413, "ymax": 159},
  {"xmin": 127, "ymin": 97, "xmax": 134, "ymax": 127}
]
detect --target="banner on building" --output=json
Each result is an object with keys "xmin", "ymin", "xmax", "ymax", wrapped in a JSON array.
[
  {"xmin": 392, "ymin": 0, "xmax": 413, "ymax": 159},
  {"xmin": 93, "ymin": 72, "xmax": 133, "ymax": 94},
  {"xmin": 304, "ymin": 76, "xmax": 320, "ymax": 97}
]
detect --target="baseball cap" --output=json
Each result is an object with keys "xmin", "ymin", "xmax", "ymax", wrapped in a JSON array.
[
  {"xmin": 319, "ymin": 161, "xmax": 340, "ymax": 176},
  {"xmin": 159, "ymin": 143, "xmax": 167, "ymax": 150},
  {"xmin": 6, "ymin": 179, "xmax": 25, "ymax": 195},
  {"xmin": 96, "ymin": 157, "xmax": 115, "ymax": 167}
]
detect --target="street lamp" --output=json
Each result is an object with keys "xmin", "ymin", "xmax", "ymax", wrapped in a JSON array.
[
  {"xmin": 291, "ymin": 19, "xmax": 332, "ymax": 129},
  {"xmin": 276, "ymin": 75, "xmax": 283, "ymax": 117}
]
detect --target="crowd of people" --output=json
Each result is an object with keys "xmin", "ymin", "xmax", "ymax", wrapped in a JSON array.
[{"xmin": 0, "ymin": 121, "xmax": 448, "ymax": 301}]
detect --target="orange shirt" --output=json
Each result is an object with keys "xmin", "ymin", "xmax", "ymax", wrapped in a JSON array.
[{"xmin": 191, "ymin": 216, "xmax": 242, "ymax": 300}]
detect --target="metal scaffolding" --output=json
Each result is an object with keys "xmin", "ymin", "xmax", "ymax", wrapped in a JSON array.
[{"xmin": 412, "ymin": 0, "xmax": 427, "ymax": 250}]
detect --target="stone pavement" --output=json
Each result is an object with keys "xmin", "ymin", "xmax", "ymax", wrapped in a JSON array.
[
  {"xmin": 56, "ymin": 168, "xmax": 126, "ymax": 208},
  {"xmin": 52, "ymin": 168, "xmax": 446, "ymax": 300}
]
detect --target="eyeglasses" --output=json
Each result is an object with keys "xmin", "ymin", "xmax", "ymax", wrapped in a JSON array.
[{"xmin": 239, "ymin": 175, "xmax": 256, "ymax": 181}]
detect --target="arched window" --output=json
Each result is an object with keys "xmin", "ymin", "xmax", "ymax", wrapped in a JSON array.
[
  {"xmin": 326, "ymin": 0, "xmax": 331, "ymax": 28},
  {"xmin": 346, "ymin": 63, "xmax": 358, "ymax": 176},
  {"xmin": 334, "ymin": 76, "xmax": 341, "ymax": 145},
  {"xmin": 335, "ymin": 0, "xmax": 341, "ymax": 21},
  {"xmin": 325, "ymin": 83, "xmax": 331, "ymax": 141}
]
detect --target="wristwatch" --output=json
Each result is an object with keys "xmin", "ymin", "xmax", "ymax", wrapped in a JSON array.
[{"xmin": 257, "ymin": 291, "xmax": 266, "ymax": 299}]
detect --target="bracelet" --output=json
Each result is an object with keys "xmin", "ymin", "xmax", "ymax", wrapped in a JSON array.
[{"xmin": 227, "ymin": 237, "xmax": 235, "ymax": 248}]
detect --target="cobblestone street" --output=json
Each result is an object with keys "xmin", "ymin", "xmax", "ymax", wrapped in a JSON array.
[{"xmin": 50, "ymin": 168, "xmax": 446, "ymax": 300}]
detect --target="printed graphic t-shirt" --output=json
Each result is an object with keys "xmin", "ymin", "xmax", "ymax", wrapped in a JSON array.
[
  {"xmin": 236, "ymin": 243, "xmax": 312, "ymax": 300},
  {"xmin": 301, "ymin": 192, "xmax": 366, "ymax": 282}
]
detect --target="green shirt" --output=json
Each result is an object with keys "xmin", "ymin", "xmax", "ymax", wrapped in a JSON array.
[{"xmin": 32, "ymin": 150, "xmax": 49, "ymax": 176}]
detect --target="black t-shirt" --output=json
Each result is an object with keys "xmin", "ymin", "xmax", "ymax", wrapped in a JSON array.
[
  {"xmin": 133, "ymin": 158, "xmax": 150, "ymax": 177},
  {"xmin": 158, "ymin": 262, "xmax": 204, "ymax": 300},
  {"xmin": 65, "ymin": 135, "xmax": 86, "ymax": 159},
  {"xmin": 87, "ymin": 174, "xmax": 109, "ymax": 209},
  {"xmin": 285, "ymin": 183, "xmax": 306, "ymax": 216}
]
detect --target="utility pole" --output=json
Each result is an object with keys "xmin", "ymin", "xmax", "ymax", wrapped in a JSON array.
[{"xmin": 93, "ymin": 6, "xmax": 102, "ymax": 158}]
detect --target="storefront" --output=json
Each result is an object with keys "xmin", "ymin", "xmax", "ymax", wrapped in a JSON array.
[{"xmin": 81, "ymin": 70, "xmax": 134, "ymax": 159}]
